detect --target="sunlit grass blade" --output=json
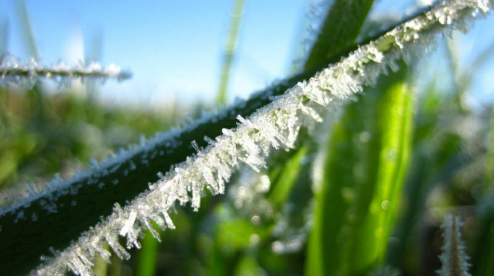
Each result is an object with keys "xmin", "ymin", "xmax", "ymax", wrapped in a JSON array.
[
  {"xmin": 92, "ymin": 244, "xmax": 109, "ymax": 276},
  {"xmin": 389, "ymin": 31, "xmax": 494, "ymax": 273},
  {"xmin": 354, "ymin": 77, "xmax": 413, "ymax": 269},
  {"xmin": 267, "ymin": 145, "xmax": 308, "ymax": 207},
  {"xmin": 216, "ymin": 0, "xmax": 246, "ymax": 105},
  {"xmin": 136, "ymin": 230, "xmax": 160, "ymax": 276},
  {"xmin": 306, "ymin": 67, "xmax": 413, "ymax": 276}
]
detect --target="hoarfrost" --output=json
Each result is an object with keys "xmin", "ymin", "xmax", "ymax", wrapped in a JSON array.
[
  {"xmin": 438, "ymin": 214, "xmax": 471, "ymax": 276},
  {"xmin": 0, "ymin": 55, "xmax": 132, "ymax": 87}
]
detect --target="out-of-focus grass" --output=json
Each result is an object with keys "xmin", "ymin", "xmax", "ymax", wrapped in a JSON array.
[{"xmin": 0, "ymin": 87, "xmax": 183, "ymax": 191}]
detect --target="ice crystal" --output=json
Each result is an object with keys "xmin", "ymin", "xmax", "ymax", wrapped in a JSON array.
[
  {"xmin": 25, "ymin": 0, "xmax": 491, "ymax": 275},
  {"xmin": 0, "ymin": 55, "xmax": 132, "ymax": 87}
]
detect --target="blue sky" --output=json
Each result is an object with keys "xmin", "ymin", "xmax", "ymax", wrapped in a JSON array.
[
  {"xmin": 0, "ymin": 0, "xmax": 493, "ymax": 107},
  {"xmin": 0, "ymin": 0, "xmax": 307, "ymax": 105}
]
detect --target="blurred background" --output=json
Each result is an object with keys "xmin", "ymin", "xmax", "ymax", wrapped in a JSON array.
[{"xmin": 0, "ymin": 0, "xmax": 494, "ymax": 275}]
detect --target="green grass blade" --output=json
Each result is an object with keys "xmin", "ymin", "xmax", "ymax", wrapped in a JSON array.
[
  {"xmin": 304, "ymin": 0, "xmax": 375, "ymax": 69},
  {"xmin": 136, "ymin": 230, "xmax": 160, "ymax": 276},
  {"xmin": 216, "ymin": 0, "xmax": 246, "ymax": 105},
  {"xmin": 306, "ymin": 67, "xmax": 413, "ymax": 276},
  {"xmin": 347, "ymin": 78, "xmax": 412, "ymax": 271},
  {"xmin": 267, "ymin": 145, "xmax": 308, "ymax": 207},
  {"xmin": 93, "ymin": 243, "xmax": 110, "ymax": 276}
]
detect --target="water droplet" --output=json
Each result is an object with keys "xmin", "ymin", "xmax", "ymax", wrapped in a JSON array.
[
  {"xmin": 257, "ymin": 175, "xmax": 270, "ymax": 192},
  {"xmin": 381, "ymin": 200, "xmax": 390, "ymax": 210},
  {"xmin": 251, "ymin": 215, "xmax": 261, "ymax": 225},
  {"xmin": 359, "ymin": 131, "xmax": 371, "ymax": 142},
  {"xmin": 272, "ymin": 241, "xmax": 283, "ymax": 254},
  {"xmin": 250, "ymin": 234, "xmax": 260, "ymax": 245},
  {"xmin": 387, "ymin": 148, "xmax": 397, "ymax": 159}
]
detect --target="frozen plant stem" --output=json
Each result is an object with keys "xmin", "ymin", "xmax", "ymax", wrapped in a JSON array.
[
  {"xmin": 438, "ymin": 215, "xmax": 471, "ymax": 276},
  {"xmin": 0, "ymin": 0, "xmax": 490, "ymax": 275},
  {"xmin": 0, "ymin": 56, "xmax": 132, "ymax": 86}
]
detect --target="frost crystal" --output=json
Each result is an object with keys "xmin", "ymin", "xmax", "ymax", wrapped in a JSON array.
[
  {"xmin": 27, "ymin": 0, "xmax": 490, "ymax": 275},
  {"xmin": 0, "ymin": 55, "xmax": 132, "ymax": 87}
]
